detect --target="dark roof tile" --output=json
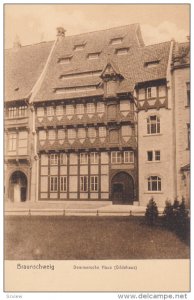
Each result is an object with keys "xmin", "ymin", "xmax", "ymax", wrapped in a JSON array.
[{"xmin": 5, "ymin": 41, "xmax": 54, "ymax": 102}]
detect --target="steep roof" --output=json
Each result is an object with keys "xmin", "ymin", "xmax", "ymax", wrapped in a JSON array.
[
  {"xmin": 35, "ymin": 24, "xmax": 146, "ymax": 101},
  {"xmin": 5, "ymin": 24, "xmax": 172, "ymax": 103},
  {"xmin": 5, "ymin": 41, "xmax": 54, "ymax": 102}
]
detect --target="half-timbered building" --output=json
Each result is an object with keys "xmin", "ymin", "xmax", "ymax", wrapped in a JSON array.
[{"xmin": 4, "ymin": 24, "xmax": 190, "ymax": 207}]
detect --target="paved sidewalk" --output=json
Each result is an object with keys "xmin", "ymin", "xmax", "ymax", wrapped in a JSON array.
[{"xmin": 4, "ymin": 200, "xmax": 164, "ymax": 216}]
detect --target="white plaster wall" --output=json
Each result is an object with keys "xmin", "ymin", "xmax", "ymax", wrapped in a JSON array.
[
  {"xmin": 138, "ymin": 107, "xmax": 175, "ymax": 207},
  {"xmin": 173, "ymin": 67, "xmax": 190, "ymax": 200}
]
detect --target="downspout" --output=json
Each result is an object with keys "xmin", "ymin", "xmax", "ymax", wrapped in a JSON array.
[
  {"xmin": 166, "ymin": 39, "xmax": 177, "ymax": 199},
  {"xmin": 132, "ymin": 87, "xmax": 139, "ymax": 204},
  {"xmin": 27, "ymin": 38, "xmax": 58, "ymax": 202}
]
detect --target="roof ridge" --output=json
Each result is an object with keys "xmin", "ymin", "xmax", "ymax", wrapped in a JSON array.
[
  {"xmin": 144, "ymin": 40, "xmax": 171, "ymax": 48},
  {"xmin": 5, "ymin": 23, "xmax": 139, "ymax": 50},
  {"xmin": 64, "ymin": 23, "xmax": 139, "ymax": 39},
  {"xmin": 5, "ymin": 40, "xmax": 54, "ymax": 51}
]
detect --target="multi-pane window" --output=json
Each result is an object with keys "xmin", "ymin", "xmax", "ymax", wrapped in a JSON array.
[
  {"xmin": 78, "ymin": 128, "xmax": 86, "ymax": 139},
  {"xmin": 50, "ymin": 176, "xmax": 58, "ymax": 192},
  {"xmin": 87, "ymin": 103, "xmax": 95, "ymax": 114},
  {"xmin": 39, "ymin": 130, "xmax": 46, "ymax": 141},
  {"xmin": 47, "ymin": 106, "xmax": 54, "ymax": 116},
  {"xmin": 97, "ymin": 102, "xmax": 105, "ymax": 113},
  {"xmin": 155, "ymin": 150, "xmax": 160, "ymax": 161},
  {"xmin": 8, "ymin": 133, "xmax": 17, "ymax": 151},
  {"xmin": 148, "ymin": 176, "xmax": 161, "ymax": 191},
  {"xmin": 60, "ymin": 176, "xmax": 67, "ymax": 192},
  {"xmin": 56, "ymin": 105, "xmax": 64, "ymax": 116},
  {"xmin": 90, "ymin": 176, "xmax": 98, "ymax": 192},
  {"xmin": 18, "ymin": 106, "xmax": 27, "ymax": 117},
  {"xmin": 8, "ymin": 107, "xmax": 17, "ymax": 118},
  {"xmin": 111, "ymin": 151, "xmax": 122, "ymax": 164},
  {"xmin": 68, "ymin": 129, "xmax": 76, "ymax": 139},
  {"xmin": 186, "ymin": 82, "xmax": 190, "ymax": 107},
  {"xmin": 66, "ymin": 105, "xmax": 74, "ymax": 115},
  {"xmin": 80, "ymin": 153, "xmax": 88, "ymax": 164},
  {"xmin": 7, "ymin": 106, "xmax": 27, "ymax": 118},
  {"xmin": 58, "ymin": 129, "xmax": 65, "ymax": 140},
  {"xmin": 37, "ymin": 107, "xmax": 44, "ymax": 117},
  {"xmin": 60, "ymin": 153, "xmax": 67, "ymax": 165},
  {"xmin": 146, "ymin": 87, "xmax": 157, "ymax": 99},
  {"xmin": 99, "ymin": 126, "xmax": 107, "ymax": 138},
  {"xmin": 76, "ymin": 104, "xmax": 84, "ymax": 115},
  {"xmin": 48, "ymin": 130, "xmax": 56, "ymax": 141},
  {"xmin": 80, "ymin": 176, "xmax": 88, "ymax": 192},
  {"xmin": 124, "ymin": 151, "xmax": 134, "ymax": 163},
  {"xmin": 88, "ymin": 127, "xmax": 96, "ymax": 138},
  {"xmin": 50, "ymin": 154, "xmax": 58, "ymax": 165},
  {"xmin": 187, "ymin": 123, "xmax": 190, "ymax": 149},
  {"xmin": 90, "ymin": 152, "xmax": 98, "ymax": 164},
  {"xmin": 147, "ymin": 150, "xmax": 160, "ymax": 161},
  {"xmin": 147, "ymin": 116, "xmax": 160, "ymax": 134}
]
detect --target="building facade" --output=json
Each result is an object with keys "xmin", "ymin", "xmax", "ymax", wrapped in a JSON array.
[
  {"xmin": 172, "ymin": 41, "xmax": 190, "ymax": 206},
  {"xmin": 4, "ymin": 24, "xmax": 190, "ymax": 207}
]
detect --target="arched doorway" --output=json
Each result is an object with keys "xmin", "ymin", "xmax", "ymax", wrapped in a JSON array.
[
  {"xmin": 111, "ymin": 172, "xmax": 134, "ymax": 204},
  {"xmin": 9, "ymin": 171, "xmax": 28, "ymax": 202}
]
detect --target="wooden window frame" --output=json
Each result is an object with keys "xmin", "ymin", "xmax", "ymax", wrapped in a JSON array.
[
  {"xmin": 60, "ymin": 176, "xmax": 67, "ymax": 192},
  {"xmin": 124, "ymin": 151, "xmax": 134, "ymax": 163},
  {"xmin": 90, "ymin": 152, "xmax": 98, "ymax": 164},
  {"xmin": 148, "ymin": 176, "xmax": 161, "ymax": 191},
  {"xmin": 147, "ymin": 115, "xmax": 160, "ymax": 134},
  {"xmin": 50, "ymin": 176, "xmax": 58, "ymax": 192},
  {"xmin": 50, "ymin": 154, "xmax": 58, "ymax": 165},
  {"xmin": 111, "ymin": 151, "xmax": 122, "ymax": 164},
  {"xmin": 90, "ymin": 176, "xmax": 98, "ymax": 192},
  {"xmin": 80, "ymin": 176, "xmax": 88, "ymax": 192}
]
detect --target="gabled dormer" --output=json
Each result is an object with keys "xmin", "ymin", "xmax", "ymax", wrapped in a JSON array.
[{"xmin": 100, "ymin": 60, "xmax": 124, "ymax": 98}]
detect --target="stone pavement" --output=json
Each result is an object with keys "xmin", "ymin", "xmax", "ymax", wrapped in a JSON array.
[{"xmin": 4, "ymin": 200, "xmax": 164, "ymax": 216}]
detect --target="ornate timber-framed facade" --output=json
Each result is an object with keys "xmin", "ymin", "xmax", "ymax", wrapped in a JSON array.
[{"xmin": 4, "ymin": 24, "xmax": 190, "ymax": 207}]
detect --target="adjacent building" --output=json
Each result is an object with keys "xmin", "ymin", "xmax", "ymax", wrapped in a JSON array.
[
  {"xmin": 4, "ymin": 24, "xmax": 190, "ymax": 207},
  {"xmin": 172, "ymin": 40, "xmax": 190, "ymax": 206}
]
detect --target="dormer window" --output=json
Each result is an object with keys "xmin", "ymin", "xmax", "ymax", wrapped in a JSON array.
[
  {"xmin": 88, "ymin": 52, "xmax": 100, "ymax": 60},
  {"xmin": 74, "ymin": 44, "xmax": 85, "ymax": 51},
  {"xmin": 145, "ymin": 60, "xmax": 160, "ymax": 68},
  {"xmin": 116, "ymin": 48, "xmax": 129, "ymax": 55},
  {"xmin": 110, "ymin": 38, "xmax": 123, "ymax": 45},
  {"xmin": 58, "ymin": 57, "xmax": 72, "ymax": 64}
]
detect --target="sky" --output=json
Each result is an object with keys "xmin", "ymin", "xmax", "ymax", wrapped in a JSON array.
[{"xmin": 4, "ymin": 4, "xmax": 190, "ymax": 49}]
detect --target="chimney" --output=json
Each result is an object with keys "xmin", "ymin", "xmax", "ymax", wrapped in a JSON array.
[
  {"xmin": 13, "ymin": 35, "xmax": 21, "ymax": 50},
  {"xmin": 56, "ymin": 27, "xmax": 66, "ymax": 41}
]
